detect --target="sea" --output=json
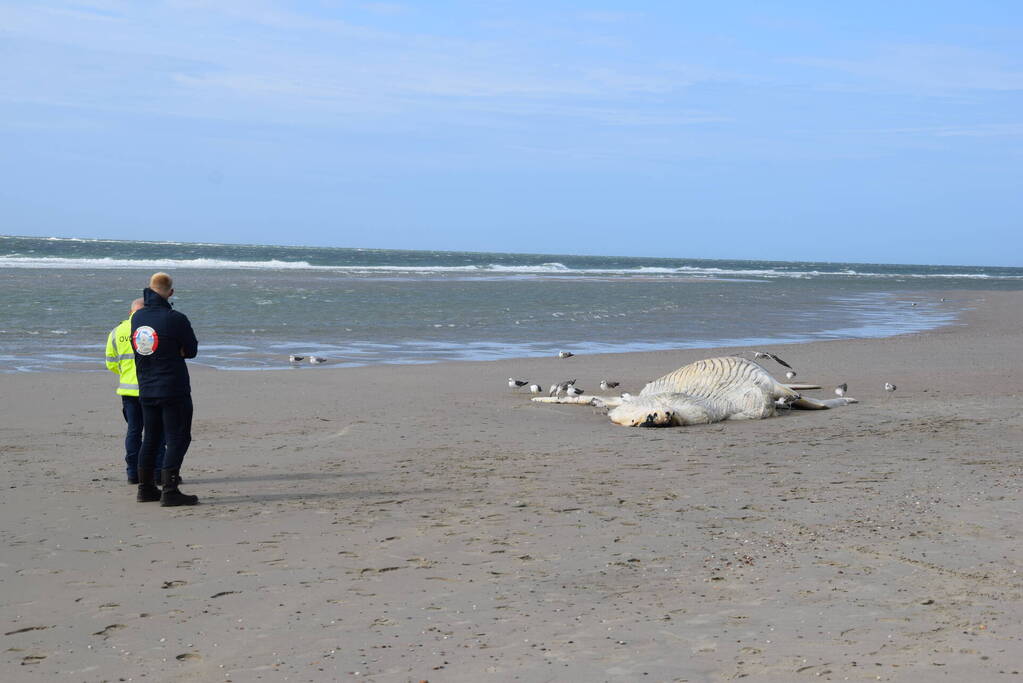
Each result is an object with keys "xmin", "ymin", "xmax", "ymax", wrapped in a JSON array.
[{"xmin": 2, "ymin": 235, "xmax": 1022, "ymax": 373}]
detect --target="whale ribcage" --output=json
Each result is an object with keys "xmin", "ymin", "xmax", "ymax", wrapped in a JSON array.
[{"xmin": 638, "ymin": 357, "xmax": 796, "ymax": 420}]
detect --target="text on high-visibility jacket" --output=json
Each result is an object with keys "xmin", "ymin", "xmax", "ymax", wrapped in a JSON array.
[{"xmin": 105, "ymin": 317, "xmax": 139, "ymax": 396}]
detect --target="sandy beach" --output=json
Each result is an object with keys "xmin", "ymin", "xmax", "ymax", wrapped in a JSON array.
[{"xmin": 2, "ymin": 289, "xmax": 1021, "ymax": 682}]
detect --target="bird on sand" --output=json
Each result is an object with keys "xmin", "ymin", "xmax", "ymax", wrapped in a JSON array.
[
  {"xmin": 600, "ymin": 379, "xmax": 620, "ymax": 391},
  {"xmin": 529, "ymin": 383, "xmax": 543, "ymax": 394},
  {"xmin": 566, "ymin": 384, "xmax": 585, "ymax": 397},
  {"xmin": 549, "ymin": 379, "xmax": 576, "ymax": 397},
  {"xmin": 508, "ymin": 378, "xmax": 529, "ymax": 389},
  {"xmin": 289, "ymin": 354, "xmax": 305, "ymax": 363},
  {"xmin": 309, "ymin": 356, "xmax": 327, "ymax": 365},
  {"xmin": 752, "ymin": 351, "xmax": 793, "ymax": 369},
  {"xmin": 884, "ymin": 382, "xmax": 897, "ymax": 394},
  {"xmin": 558, "ymin": 351, "xmax": 575, "ymax": 359},
  {"xmin": 785, "ymin": 370, "xmax": 797, "ymax": 380},
  {"xmin": 834, "ymin": 383, "xmax": 847, "ymax": 397}
]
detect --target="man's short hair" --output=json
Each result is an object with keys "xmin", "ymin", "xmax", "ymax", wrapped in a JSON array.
[
  {"xmin": 150, "ymin": 272, "xmax": 173, "ymax": 296},
  {"xmin": 130, "ymin": 297, "xmax": 144, "ymax": 314}
]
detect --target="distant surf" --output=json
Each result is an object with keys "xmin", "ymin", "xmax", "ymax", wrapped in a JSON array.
[
  {"xmin": 2, "ymin": 234, "xmax": 1021, "ymax": 280},
  {"xmin": 1, "ymin": 255, "xmax": 1015, "ymax": 279},
  {"xmin": 1, "ymin": 234, "xmax": 1021, "ymax": 373}
]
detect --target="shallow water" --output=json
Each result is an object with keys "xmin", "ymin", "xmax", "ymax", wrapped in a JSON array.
[{"xmin": 2, "ymin": 236, "xmax": 1020, "ymax": 372}]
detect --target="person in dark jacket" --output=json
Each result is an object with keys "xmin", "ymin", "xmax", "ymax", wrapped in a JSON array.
[{"xmin": 131, "ymin": 272, "xmax": 199, "ymax": 506}]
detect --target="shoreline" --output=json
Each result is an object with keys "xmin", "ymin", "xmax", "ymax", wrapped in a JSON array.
[
  {"xmin": 3, "ymin": 289, "xmax": 967, "ymax": 374},
  {"xmin": 2, "ymin": 289, "xmax": 1021, "ymax": 681}
]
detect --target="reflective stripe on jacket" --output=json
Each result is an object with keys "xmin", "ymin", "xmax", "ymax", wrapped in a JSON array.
[{"xmin": 105, "ymin": 317, "xmax": 139, "ymax": 396}]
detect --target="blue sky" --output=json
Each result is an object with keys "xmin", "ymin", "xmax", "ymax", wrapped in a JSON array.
[{"xmin": 1, "ymin": 1, "xmax": 1021, "ymax": 265}]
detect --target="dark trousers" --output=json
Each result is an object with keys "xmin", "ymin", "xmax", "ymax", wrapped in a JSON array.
[
  {"xmin": 139, "ymin": 395, "xmax": 193, "ymax": 473},
  {"xmin": 122, "ymin": 396, "xmax": 166, "ymax": 476}
]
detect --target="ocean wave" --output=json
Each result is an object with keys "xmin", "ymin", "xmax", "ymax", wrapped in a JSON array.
[
  {"xmin": 0, "ymin": 255, "xmax": 1019, "ymax": 279},
  {"xmin": 0, "ymin": 256, "xmax": 324, "ymax": 270},
  {"xmin": 34, "ymin": 236, "xmax": 219, "ymax": 247}
]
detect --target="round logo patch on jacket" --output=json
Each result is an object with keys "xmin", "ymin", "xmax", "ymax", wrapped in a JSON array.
[{"xmin": 132, "ymin": 326, "xmax": 159, "ymax": 356}]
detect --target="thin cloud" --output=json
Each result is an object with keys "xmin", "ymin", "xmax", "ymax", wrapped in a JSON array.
[
  {"xmin": 791, "ymin": 43, "xmax": 1023, "ymax": 92},
  {"xmin": 577, "ymin": 10, "xmax": 642, "ymax": 24},
  {"xmin": 854, "ymin": 123, "xmax": 1023, "ymax": 138}
]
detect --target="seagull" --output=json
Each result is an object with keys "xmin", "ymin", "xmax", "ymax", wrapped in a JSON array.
[
  {"xmin": 289, "ymin": 355, "xmax": 305, "ymax": 363},
  {"xmin": 884, "ymin": 382, "xmax": 897, "ymax": 394},
  {"xmin": 600, "ymin": 379, "xmax": 620, "ymax": 391},
  {"xmin": 566, "ymin": 384, "xmax": 585, "ymax": 397},
  {"xmin": 752, "ymin": 351, "xmax": 793, "ymax": 369},
  {"xmin": 508, "ymin": 378, "xmax": 529, "ymax": 389},
  {"xmin": 834, "ymin": 383, "xmax": 847, "ymax": 397},
  {"xmin": 309, "ymin": 356, "xmax": 327, "ymax": 365},
  {"xmin": 785, "ymin": 370, "xmax": 797, "ymax": 380},
  {"xmin": 620, "ymin": 392, "xmax": 632, "ymax": 400},
  {"xmin": 529, "ymin": 383, "xmax": 543, "ymax": 394},
  {"xmin": 549, "ymin": 379, "xmax": 576, "ymax": 397},
  {"xmin": 558, "ymin": 351, "xmax": 574, "ymax": 359}
]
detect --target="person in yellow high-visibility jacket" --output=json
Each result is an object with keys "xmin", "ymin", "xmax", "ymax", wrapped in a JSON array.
[{"xmin": 106, "ymin": 298, "xmax": 165, "ymax": 483}]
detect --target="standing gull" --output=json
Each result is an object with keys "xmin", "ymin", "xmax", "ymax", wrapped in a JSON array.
[
  {"xmin": 566, "ymin": 384, "xmax": 585, "ymax": 397},
  {"xmin": 289, "ymin": 354, "xmax": 305, "ymax": 363},
  {"xmin": 508, "ymin": 378, "xmax": 529, "ymax": 389},
  {"xmin": 529, "ymin": 383, "xmax": 543, "ymax": 394},
  {"xmin": 834, "ymin": 383, "xmax": 847, "ymax": 397},
  {"xmin": 309, "ymin": 356, "xmax": 327, "ymax": 365},
  {"xmin": 884, "ymin": 382, "xmax": 897, "ymax": 394},
  {"xmin": 558, "ymin": 351, "xmax": 575, "ymax": 359},
  {"xmin": 785, "ymin": 370, "xmax": 797, "ymax": 380},
  {"xmin": 600, "ymin": 379, "xmax": 620, "ymax": 391},
  {"xmin": 549, "ymin": 379, "xmax": 576, "ymax": 397}
]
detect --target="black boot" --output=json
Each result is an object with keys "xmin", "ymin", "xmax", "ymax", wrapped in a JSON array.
[
  {"xmin": 160, "ymin": 469, "xmax": 198, "ymax": 507},
  {"xmin": 136, "ymin": 468, "xmax": 161, "ymax": 502},
  {"xmin": 153, "ymin": 470, "xmax": 179, "ymax": 488}
]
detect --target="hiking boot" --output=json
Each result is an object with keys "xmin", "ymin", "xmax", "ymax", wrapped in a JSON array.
[
  {"xmin": 136, "ymin": 468, "xmax": 161, "ymax": 502},
  {"xmin": 160, "ymin": 469, "xmax": 198, "ymax": 507}
]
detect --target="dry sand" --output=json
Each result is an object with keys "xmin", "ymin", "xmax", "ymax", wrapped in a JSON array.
[{"xmin": 2, "ymin": 290, "xmax": 1022, "ymax": 682}]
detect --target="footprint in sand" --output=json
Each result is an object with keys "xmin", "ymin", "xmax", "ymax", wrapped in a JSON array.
[
  {"xmin": 4, "ymin": 625, "xmax": 51, "ymax": 636},
  {"xmin": 21, "ymin": 654, "xmax": 46, "ymax": 665},
  {"xmin": 92, "ymin": 624, "xmax": 126, "ymax": 637},
  {"xmin": 161, "ymin": 580, "xmax": 187, "ymax": 589},
  {"xmin": 176, "ymin": 652, "xmax": 202, "ymax": 662}
]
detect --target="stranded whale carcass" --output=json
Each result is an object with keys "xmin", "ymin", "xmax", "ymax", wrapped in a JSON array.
[{"xmin": 532, "ymin": 356, "xmax": 856, "ymax": 427}]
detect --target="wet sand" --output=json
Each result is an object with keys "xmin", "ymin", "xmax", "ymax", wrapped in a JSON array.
[{"xmin": 2, "ymin": 290, "xmax": 1022, "ymax": 682}]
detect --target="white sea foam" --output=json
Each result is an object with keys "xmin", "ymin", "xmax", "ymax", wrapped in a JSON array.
[
  {"xmin": 487, "ymin": 262, "xmax": 571, "ymax": 272},
  {"xmin": 0, "ymin": 256, "xmax": 323, "ymax": 270},
  {"xmin": 0, "ymin": 255, "xmax": 1018, "ymax": 279}
]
